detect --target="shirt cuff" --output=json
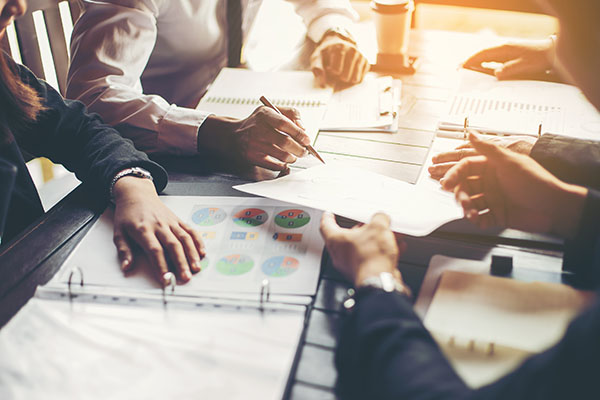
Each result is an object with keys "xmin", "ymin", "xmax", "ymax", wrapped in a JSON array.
[
  {"xmin": 157, "ymin": 105, "xmax": 211, "ymax": 156},
  {"xmin": 306, "ymin": 13, "xmax": 357, "ymax": 43}
]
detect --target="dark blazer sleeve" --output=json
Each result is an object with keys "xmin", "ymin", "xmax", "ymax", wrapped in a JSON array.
[
  {"xmin": 336, "ymin": 289, "xmax": 600, "ymax": 400},
  {"xmin": 562, "ymin": 189, "xmax": 600, "ymax": 287},
  {"xmin": 530, "ymin": 134, "xmax": 600, "ymax": 191},
  {"xmin": 12, "ymin": 60, "xmax": 167, "ymax": 198}
]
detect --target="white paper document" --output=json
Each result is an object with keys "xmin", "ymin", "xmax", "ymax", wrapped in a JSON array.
[
  {"xmin": 321, "ymin": 75, "xmax": 401, "ymax": 132},
  {"xmin": 235, "ymin": 163, "xmax": 463, "ymax": 237},
  {"xmin": 0, "ymin": 297, "xmax": 304, "ymax": 400},
  {"xmin": 58, "ymin": 196, "xmax": 324, "ymax": 297}
]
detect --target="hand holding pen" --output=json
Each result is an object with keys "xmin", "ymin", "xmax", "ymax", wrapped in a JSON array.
[{"xmin": 260, "ymin": 96, "xmax": 325, "ymax": 164}]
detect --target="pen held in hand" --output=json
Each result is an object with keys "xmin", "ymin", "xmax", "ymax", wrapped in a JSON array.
[{"xmin": 259, "ymin": 96, "xmax": 326, "ymax": 164}]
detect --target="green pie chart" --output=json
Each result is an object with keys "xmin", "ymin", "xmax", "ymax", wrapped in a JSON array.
[{"xmin": 216, "ymin": 254, "xmax": 254, "ymax": 276}]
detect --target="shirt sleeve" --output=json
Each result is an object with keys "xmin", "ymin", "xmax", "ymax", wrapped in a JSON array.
[
  {"xmin": 287, "ymin": 0, "xmax": 359, "ymax": 43},
  {"xmin": 15, "ymin": 59, "xmax": 168, "ymax": 198},
  {"xmin": 337, "ymin": 289, "xmax": 600, "ymax": 400},
  {"xmin": 530, "ymin": 134, "xmax": 600, "ymax": 191},
  {"xmin": 66, "ymin": 0, "xmax": 208, "ymax": 156}
]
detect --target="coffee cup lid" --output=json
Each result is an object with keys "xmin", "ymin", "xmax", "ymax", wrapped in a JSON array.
[{"xmin": 370, "ymin": 0, "xmax": 414, "ymax": 14}]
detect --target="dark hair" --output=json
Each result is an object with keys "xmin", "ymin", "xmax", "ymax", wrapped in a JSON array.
[{"xmin": 0, "ymin": 52, "xmax": 45, "ymax": 143}]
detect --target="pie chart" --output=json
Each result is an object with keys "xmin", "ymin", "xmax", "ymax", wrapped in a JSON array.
[
  {"xmin": 262, "ymin": 256, "xmax": 299, "ymax": 277},
  {"xmin": 216, "ymin": 254, "xmax": 254, "ymax": 276},
  {"xmin": 233, "ymin": 208, "xmax": 268, "ymax": 227},
  {"xmin": 274, "ymin": 209, "xmax": 310, "ymax": 229},
  {"xmin": 192, "ymin": 207, "xmax": 227, "ymax": 226}
]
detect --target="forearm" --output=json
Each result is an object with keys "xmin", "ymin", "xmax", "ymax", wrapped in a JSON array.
[
  {"xmin": 288, "ymin": 0, "xmax": 358, "ymax": 42},
  {"xmin": 531, "ymin": 134, "xmax": 600, "ymax": 190},
  {"xmin": 337, "ymin": 290, "xmax": 470, "ymax": 400}
]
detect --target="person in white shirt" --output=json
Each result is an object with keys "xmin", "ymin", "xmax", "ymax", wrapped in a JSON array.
[{"xmin": 66, "ymin": 0, "xmax": 369, "ymax": 172}]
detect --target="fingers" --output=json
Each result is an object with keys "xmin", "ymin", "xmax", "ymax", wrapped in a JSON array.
[
  {"xmin": 180, "ymin": 223, "xmax": 207, "ymax": 260},
  {"xmin": 254, "ymin": 140, "xmax": 298, "ymax": 164},
  {"xmin": 320, "ymin": 211, "xmax": 342, "ymax": 240},
  {"xmin": 113, "ymin": 228, "xmax": 134, "ymax": 272},
  {"xmin": 494, "ymin": 58, "xmax": 531, "ymax": 80},
  {"xmin": 155, "ymin": 229, "xmax": 193, "ymax": 282},
  {"xmin": 248, "ymin": 153, "xmax": 288, "ymax": 171},
  {"xmin": 463, "ymin": 44, "xmax": 516, "ymax": 68},
  {"xmin": 440, "ymin": 155, "xmax": 487, "ymax": 191},
  {"xmin": 279, "ymin": 106, "xmax": 306, "ymax": 131},
  {"xmin": 172, "ymin": 225, "xmax": 203, "ymax": 274},
  {"xmin": 428, "ymin": 162, "xmax": 456, "ymax": 180},
  {"xmin": 258, "ymin": 107, "xmax": 310, "ymax": 146},
  {"xmin": 131, "ymin": 231, "xmax": 171, "ymax": 286},
  {"xmin": 320, "ymin": 40, "xmax": 369, "ymax": 85},
  {"xmin": 370, "ymin": 212, "xmax": 391, "ymax": 229},
  {"xmin": 467, "ymin": 132, "xmax": 507, "ymax": 161},
  {"xmin": 431, "ymin": 148, "xmax": 478, "ymax": 164}
]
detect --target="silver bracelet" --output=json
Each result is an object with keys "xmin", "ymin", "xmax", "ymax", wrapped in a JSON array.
[{"xmin": 109, "ymin": 167, "xmax": 153, "ymax": 202}]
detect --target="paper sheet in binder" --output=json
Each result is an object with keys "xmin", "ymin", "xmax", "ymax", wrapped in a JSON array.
[
  {"xmin": 57, "ymin": 196, "xmax": 324, "ymax": 300},
  {"xmin": 0, "ymin": 293, "xmax": 305, "ymax": 400},
  {"xmin": 197, "ymin": 68, "xmax": 332, "ymax": 143},
  {"xmin": 320, "ymin": 75, "xmax": 401, "ymax": 132},
  {"xmin": 420, "ymin": 262, "xmax": 595, "ymax": 388}
]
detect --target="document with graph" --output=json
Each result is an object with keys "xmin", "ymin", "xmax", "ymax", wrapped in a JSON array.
[{"xmin": 56, "ymin": 196, "xmax": 324, "ymax": 299}]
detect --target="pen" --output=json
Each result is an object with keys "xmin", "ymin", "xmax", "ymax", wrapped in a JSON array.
[
  {"xmin": 437, "ymin": 123, "xmax": 539, "ymax": 138},
  {"xmin": 259, "ymin": 96, "xmax": 326, "ymax": 164}
]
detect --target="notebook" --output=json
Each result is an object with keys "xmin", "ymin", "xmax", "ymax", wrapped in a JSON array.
[
  {"xmin": 419, "ymin": 258, "xmax": 595, "ymax": 388},
  {"xmin": 197, "ymin": 68, "xmax": 332, "ymax": 143}
]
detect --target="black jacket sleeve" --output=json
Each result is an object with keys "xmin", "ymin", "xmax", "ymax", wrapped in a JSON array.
[
  {"xmin": 12, "ymin": 59, "xmax": 167, "ymax": 198},
  {"xmin": 336, "ymin": 289, "xmax": 600, "ymax": 400},
  {"xmin": 563, "ymin": 189, "xmax": 600, "ymax": 287},
  {"xmin": 531, "ymin": 134, "xmax": 600, "ymax": 191}
]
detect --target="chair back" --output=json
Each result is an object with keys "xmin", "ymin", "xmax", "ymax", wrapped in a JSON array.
[{"xmin": 0, "ymin": 0, "xmax": 83, "ymax": 95}]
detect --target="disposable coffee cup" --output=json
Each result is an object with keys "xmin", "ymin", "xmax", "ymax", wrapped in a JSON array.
[{"xmin": 371, "ymin": 0, "xmax": 415, "ymax": 56}]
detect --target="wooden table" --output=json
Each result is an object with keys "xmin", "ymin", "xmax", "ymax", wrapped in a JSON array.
[{"xmin": 0, "ymin": 30, "xmax": 564, "ymax": 399}]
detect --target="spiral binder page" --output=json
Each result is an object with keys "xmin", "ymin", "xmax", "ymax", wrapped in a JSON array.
[
  {"xmin": 420, "ymin": 261, "xmax": 594, "ymax": 388},
  {"xmin": 0, "ymin": 294, "xmax": 305, "ymax": 399},
  {"xmin": 197, "ymin": 68, "xmax": 332, "ymax": 143},
  {"xmin": 55, "ymin": 197, "xmax": 324, "ymax": 300}
]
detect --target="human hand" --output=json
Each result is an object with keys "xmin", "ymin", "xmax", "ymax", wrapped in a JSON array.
[
  {"xmin": 441, "ymin": 132, "xmax": 587, "ymax": 237},
  {"xmin": 200, "ymin": 106, "xmax": 309, "ymax": 171},
  {"xmin": 112, "ymin": 177, "xmax": 206, "ymax": 286},
  {"xmin": 463, "ymin": 38, "xmax": 554, "ymax": 80},
  {"xmin": 319, "ymin": 212, "xmax": 406, "ymax": 287},
  {"xmin": 311, "ymin": 33, "xmax": 369, "ymax": 87},
  {"xmin": 429, "ymin": 135, "xmax": 537, "ymax": 180}
]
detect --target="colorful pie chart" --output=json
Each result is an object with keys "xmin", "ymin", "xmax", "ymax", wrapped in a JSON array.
[
  {"xmin": 262, "ymin": 256, "xmax": 299, "ymax": 277},
  {"xmin": 192, "ymin": 207, "xmax": 227, "ymax": 226},
  {"xmin": 216, "ymin": 254, "xmax": 254, "ymax": 276},
  {"xmin": 233, "ymin": 208, "xmax": 268, "ymax": 227},
  {"xmin": 274, "ymin": 209, "xmax": 310, "ymax": 229}
]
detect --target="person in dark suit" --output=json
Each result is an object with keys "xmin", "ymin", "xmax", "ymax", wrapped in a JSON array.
[
  {"xmin": 320, "ymin": 1, "xmax": 600, "ymax": 398},
  {"xmin": 0, "ymin": 0, "xmax": 205, "ymax": 286}
]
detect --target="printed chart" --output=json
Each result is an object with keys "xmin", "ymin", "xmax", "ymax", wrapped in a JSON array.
[{"xmin": 58, "ymin": 197, "xmax": 325, "ymax": 297}]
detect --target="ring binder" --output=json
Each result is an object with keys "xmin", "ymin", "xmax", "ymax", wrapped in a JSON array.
[
  {"xmin": 162, "ymin": 272, "xmax": 176, "ymax": 305},
  {"xmin": 67, "ymin": 267, "xmax": 84, "ymax": 300},
  {"xmin": 259, "ymin": 279, "xmax": 270, "ymax": 310}
]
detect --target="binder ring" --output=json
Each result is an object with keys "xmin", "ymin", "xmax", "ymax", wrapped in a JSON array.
[
  {"xmin": 259, "ymin": 279, "xmax": 271, "ymax": 309},
  {"xmin": 68, "ymin": 267, "xmax": 84, "ymax": 300},
  {"xmin": 162, "ymin": 272, "xmax": 176, "ymax": 305}
]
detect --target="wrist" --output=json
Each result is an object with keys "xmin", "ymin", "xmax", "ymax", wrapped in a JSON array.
[
  {"xmin": 551, "ymin": 182, "xmax": 588, "ymax": 238},
  {"xmin": 197, "ymin": 114, "xmax": 237, "ymax": 154},
  {"xmin": 112, "ymin": 175, "xmax": 157, "ymax": 204},
  {"xmin": 353, "ymin": 258, "xmax": 397, "ymax": 287},
  {"xmin": 320, "ymin": 27, "xmax": 356, "ymax": 46},
  {"xmin": 355, "ymin": 270, "xmax": 411, "ymax": 298}
]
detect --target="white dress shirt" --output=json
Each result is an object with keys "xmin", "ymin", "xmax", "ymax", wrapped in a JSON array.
[{"xmin": 66, "ymin": 0, "xmax": 358, "ymax": 156}]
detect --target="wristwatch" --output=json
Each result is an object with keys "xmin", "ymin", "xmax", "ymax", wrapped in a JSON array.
[
  {"xmin": 343, "ymin": 271, "xmax": 412, "ymax": 311},
  {"xmin": 321, "ymin": 27, "xmax": 357, "ymax": 46},
  {"xmin": 358, "ymin": 272, "xmax": 412, "ymax": 296},
  {"xmin": 109, "ymin": 167, "xmax": 153, "ymax": 202}
]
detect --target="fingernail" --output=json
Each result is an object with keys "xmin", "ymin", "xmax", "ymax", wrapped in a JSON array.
[
  {"xmin": 296, "ymin": 119, "xmax": 306, "ymax": 130},
  {"xmin": 184, "ymin": 271, "xmax": 192, "ymax": 281},
  {"xmin": 121, "ymin": 258, "xmax": 131, "ymax": 271},
  {"xmin": 439, "ymin": 178, "xmax": 446, "ymax": 185}
]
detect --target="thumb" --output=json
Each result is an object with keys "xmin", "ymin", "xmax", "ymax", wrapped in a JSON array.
[{"xmin": 468, "ymin": 132, "xmax": 507, "ymax": 162}]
